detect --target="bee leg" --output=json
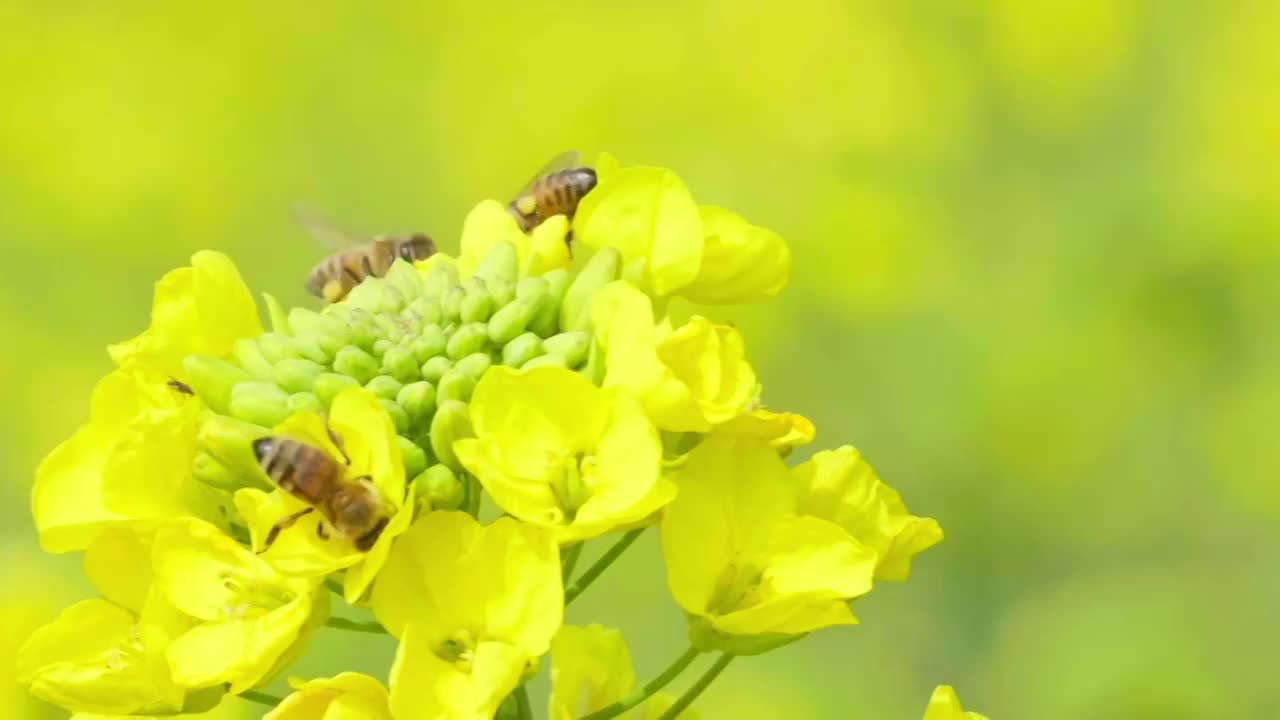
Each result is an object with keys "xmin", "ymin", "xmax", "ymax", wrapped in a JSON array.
[
  {"xmin": 325, "ymin": 421, "xmax": 352, "ymax": 465},
  {"xmin": 316, "ymin": 521, "xmax": 330, "ymax": 541},
  {"xmin": 564, "ymin": 230, "xmax": 575, "ymax": 259},
  {"xmin": 260, "ymin": 507, "xmax": 315, "ymax": 553}
]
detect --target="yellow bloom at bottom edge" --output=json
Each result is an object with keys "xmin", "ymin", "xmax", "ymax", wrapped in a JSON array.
[
  {"xmin": 924, "ymin": 685, "xmax": 990, "ymax": 720},
  {"xmin": 549, "ymin": 625, "xmax": 697, "ymax": 720},
  {"xmin": 267, "ymin": 672, "xmax": 392, "ymax": 720}
]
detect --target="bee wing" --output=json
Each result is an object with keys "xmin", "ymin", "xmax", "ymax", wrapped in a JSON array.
[
  {"xmin": 292, "ymin": 204, "xmax": 360, "ymax": 251},
  {"xmin": 512, "ymin": 150, "xmax": 583, "ymax": 198}
]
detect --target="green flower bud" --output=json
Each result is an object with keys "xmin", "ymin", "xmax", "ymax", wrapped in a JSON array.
[
  {"xmin": 289, "ymin": 333, "xmax": 333, "ymax": 364},
  {"xmin": 229, "ymin": 381, "xmax": 291, "ymax": 427},
  {"xmin": 374, "ymin": 314, "xmax": 406, "ymax": 342},
  {"xmin": 461, "ymin": 287, "xmax": 494, "ymax": 324},
  {"xmin": 365, "ymin": 375, "xmax": 405, "ymax": 401},
  {"xmin": 398, "ymin": 435, "xmax": 428, "ymax": 479},
  {"xmin": 273, "ymin": 358, "xmax": 326, "ymax": 394},
  {"xmin": 257, "ymin": 333, "xmax": 301, "ymax": 365},
  {"xmin": 372, "ymin": 338, "xmax": 394, "ymax": 356},
  {"xmin": 423, "ymin": 262, "xmax": 460, "ymax": 298},
  {"xmin": 407, "ymin": 296, "xmax": 444, "ymax": 327},
  {"xmin": 473, "ymin": 240, "xmax": 518, "ymax": 284},
  {"xmin": 288, "ymin": 307, "xmax": 350, "ymax": 344},
  {"xmin": 447, "ymin": 322, "xmax": 489, "ymax": 360},
  {"xmin": 522, "ymin": 354, "xmax": 568, "ymax": 370},
  {"xmin": 313, "ymin": 372, "xmax": 361, "ymax": 408},
  {"xmin": 561, "ymin": 247, "xmax": 621, "ymax": 333},
  {"xmin": 385, "ymin": 259, "xmax": 424, "ymax": 301},
  {"xmin": 232, "ymin": 337, "xmax": 274, "ymax": 379},
  {"xmin": 430, "ymin": 399, "xmax": 474, "ymax": 472},
  {"xmin": 487, "ymin": 298, "xmax": 539, "ymax": 345},
  {"xmin": 414, "ymin": 464, "xmax": 465, "ymax": 512},
  {"xmin": 453, "ymin": 352, "xmax": 492, "ymax": 380},
  {"xmin": 346, "ymin": 309, "xmax": 381, "ymax": 351},
  {"xmin": 530, "ymin": 268, "xmax": 572, "ymax": 337},
  {"xmin": 410, "ymin": 325, "xmax": 448, "ymax": 363},
  {"xmin": 263, "ymin": 293, "xmax": 290, "ymax": 335},
  {"xmin": 580, "ymin": 335, "xmax": 606, "ymax": 385},
  {"xmin": 442, "ymin": 286, "xmax": 465, "ymax": 324},
  {"xmin": 489, "ymin": 279, "xmax": 516, "ymax": 308},
  {"xmin": 182, "ymin": 354, "xmax": 252, "ymax": 414},
  {"xmin": 196, "ymin": 415, "xmax": 272, "ymax": 490},
  {"xmin": 397, "ymin": 308, "xmax": 424, "ymax": 336},
  {"xmin": 380, "ymin": 398, "xmax": 411, "ymax": 434},
  {"xmin": 420, "ymin": 356, "xmax": 453, "ymax": 383},
  {"xmin": 288, "ymin": 392, "xmax": 322, "ymax": 414},
  {"xmin": 542, "ymin": 331, "xmax": 591, "ymax": 367},
  {"xmin": 382, "ymin": 346, "xmax": 419, "ymax": 383},
  {"xmin": 502, "ymin": 333, "xmax": 544, "ymax": 367},
  {"xmin": 437, "ymin": 370, "xmax": 476, "ymax": 404},
  {"xmin": 334, "ymin": 346, "xmax": 380, "ymax": 384},
  {"xmin": 396, "ymin": 381, "xmax": 437, "ymax": 427},
  {"xmin": 192, "ymin": 451, "xmax": 245, "ymax": 491}
]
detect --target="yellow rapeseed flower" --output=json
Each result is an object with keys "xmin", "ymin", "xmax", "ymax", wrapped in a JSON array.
[
  {"xmin": 17, "ymin": 528, "xmax": 213, "ymax": 715},
  {"xmin": 107, "ymin": 251, "xmax": 262, "ymax": 381},
  {"xmin": 680, "ymin": 205, "xmax": 791, "ymax": 305},
  {"xmin": 793, "ymin": 446, "xmax": 943, "ymax": 581},
  {"xmin": 234, "ymin": 388, "xmax": 413, "ymax": 603},
  {"xmin": 151, "ymin": 518, "xmax": 326, "ymax": 694},
  {"xmin": 458, "ymin": 199, "xmax": 573, "ymax": 277},
  {"xmin": 549, "ymin": 625, "xmax": 697, "ymax": 720},
  {"xmin": 592, "ymin": 281, "xmax": 757, "ymax": 433},
  {"xmin": 32, "ymin": 368, "xmax": 227, "ymax": 553},
  {"xmin": 372, "ymin": 512, "xmax": 562, "ymax": 720},
  {"xmin": 661, "ymin": 435, "xmax": 878, "ymax": 655},
  {"xmin": 923, "ymin": 685, "xmax": 990, "ymax": 720},
  {"xmin": 454, "ymin": 366, "xmax": 674, "ymax": 543},
  {"xmin": 266, "ymin": 673, "xmax": 392, "ymax": 720}
]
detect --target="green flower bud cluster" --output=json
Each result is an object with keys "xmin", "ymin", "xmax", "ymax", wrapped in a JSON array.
[{"xmin": 182, "ymin": 241, "xmax": 623, "ymax": 506}]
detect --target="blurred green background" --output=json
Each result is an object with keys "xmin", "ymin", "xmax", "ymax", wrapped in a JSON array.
[{"xmin": 2, "ymin": 2, "xmax": 1277, "ymax": 718}]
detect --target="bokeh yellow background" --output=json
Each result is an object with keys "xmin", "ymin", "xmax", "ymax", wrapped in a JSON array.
[{"xmin": 2, "ymin": 2, "xmax": 1277, "ymax": 718}]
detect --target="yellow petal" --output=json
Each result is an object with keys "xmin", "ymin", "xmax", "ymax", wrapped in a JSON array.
[
  {"xmin": 83, "ymin": 528, "xmax": 154, "ymax": 615},
  {"xmin": 793, "ymin": 447, "xmax": 943, "ymax": 581},
  {"xmin": 655, "ymin": 316, "xmax": 758, "ymax": 426},
  {"xmin": 548, "ymin": 625, "xmax": 636, "ymax": 720},
  {"xmin": 715, "ymin": 407, "xmax": 816, "ymax": 450},
  {"xmin": 681, "ymin": 206, "xmax": 791, "ymax": 305},
  {"xmin": 389, "ymin": 622, "xmax": 528, "ymax": 720},
  {"xmin": 266, "ymin": 673, "xmax": 392, "ymax": 720},
  {"xmin": 923, "ymin": 685, "xmax": 990, "ymax": 720},
  {"xmin": 526, "ymin": 214, "xmax": 573, "ymax": 275},
  {"xmin": 32, "ymin": 422, "xmax": 131, "ymax": 553},
  {"xmin": 458, "ymin": 200, "xmax": 529, "ymax": 277}
]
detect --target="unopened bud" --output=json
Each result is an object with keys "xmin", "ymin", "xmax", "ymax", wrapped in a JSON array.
[
  {"xmin": 380, "ymin": 398, "xmax": 411, "ymax": 434},
  {"xmin": 522, "ymin": 354, "xmax": 568, "ymax": 370},
  {"xmin": 196, "ymin": 415, "xmax": 272, "ymax": 490},
  {"xmin": 453, "ymin": 352, "xmax": 492, "ymax": 380},
  {"xmin": 313, "ymin": 372, "xmax": 360, "ymax": 408},
  {"xmin": 502, "ymin": 333, "xmax": 544, "ymax": 367},
  {"xmin": 487, "ymin": 298, "xmax": 539, "ymax": 345},
  {"xmin": 443, "ymin": 286, "xmax": 465, "ymax": 324},
  {"xmin": 288, "ymin": 308, "xmax": 350, "ymax": 344},
  {"xmin": 257, "ymin": 333, "xmax": 301, "ymax": 365},
  {"xmin": 233, "ymin": 338, "xmax": 274, "ymax": 379},
  {"xmin": 446, "ymin": 323, "xmax": 489, "ymax": 360},
  {"xmin": 396, "ymin": 381, "xmax": 437, "ymax": 427},
  {"xmin": 365, "ymin": 375, "xmax": 404, "ymax": 401},
  {"xmin": 580, "ymin": 336, "xmax": 606, "ymax": 385},
  {"xmin": 530, "ymin": 269, "xmax": 572, "ymax": 337},
  {"xmin": 420, "ymin": 356, "xmax": 453, "ymax": 383},
  {"xmin": 407, "ymin": 296, "xmax": 444, "ymax": 327},
  {"xmin": 346, "ymin": 309, "xmax": 381, "ymax": 351},
  {"xmin": 542, "ymin": 331, "xmax": 590, "ymax": 368},
  {"xmin": 423, "ymin": 262, "xmax": 460, "ymax": 299},
  {"xmin": 385, "ymin": 259, "xmax": 424, "ymax": 301},
  {"xmin": 489, "ymin": 279, "xmax": 516, "ymax": 308},
  {"xmin": 229, "ymin": 381, "xmax": 291, "ymax": 427},
  {"xmin": 289, "ymin": 392, "xmax": 322, "ymax": 414},
  {"xmin": 561, "ymin": 248, "xmax": 621, "ymax": 333},
  {"xmin": 398, "ymin": 435, "xmax": 428, "ymax": 479},
  {"xmin": 382, "ymin": 346, "xmax": 419, "ymax": 383},
  {"xmin": 430, "ymin": 400, "xmax": 474, "ymax": 473},
  {"xmin": 461, "ymin": 287, "xmax": 494, "ymax": 324},
  {"xmin": 473, "ymin": 240, "xmax": 518, "ymax": 284},
  {"xmin": 410, "ymin": 325, "xmax": 448, "ymax": 363},
  {"xmin": 334, "ymin": 346, "xmax": 380, "ymax": 384},
  {"xmin": 414, "ymin": 464, "xmax": 465, "ymax": 512},
  {"xmin": 193, "ymin": 452, "xmax": 246, "ymax": 491},
  {"xmin": 372, "ymin": 338, "xmax": 394, "ymax": 356},
  {"xmin": 437, "ymin": 370, "xmax": 476, "ymax": 404},
  {"xmin": 273, "ymin": 358, "xmax": 326, "ymax": 394},
  {"xmin": 289, "ymin": 333, "xmax": 333, "ymax": 365},
  {"xmin": 182, "ymin": 354, "xmax": 252, "ymax": 414}
]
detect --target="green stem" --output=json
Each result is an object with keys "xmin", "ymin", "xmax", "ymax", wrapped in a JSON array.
[
  {"xmin": 325, "ymin": 616, "xmax": 388, "ymax": 634},
  {"xmin": 561, "ymin": 542, "xmax": 583, "ymax": 586},
  {"xmin": 239, "ymin": 690, "xmax": 284, "ymax": 707},
  {"xmin": 465, "ymin": 475, "xmax": 483, "ymax": 517},
  {"xmin": 656, "ymin": 654, "xmax": 735, "ymax": 719},
  {"xmin": 516, "ymin": 683, "xmax": 532, "ymax": 720},
  {"xmin": 581, "ymin": 646, "xmax": 701, "ymax": 720},
  {"xmin": 324, "ymin": 577, "xmax": 344, "ymax": 596},
  {"xmin": 564, "ymin": 528, "xmax": 643, "ymax": 606}
]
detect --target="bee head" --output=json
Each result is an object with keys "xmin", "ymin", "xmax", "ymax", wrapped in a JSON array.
[{"xmin": 252, "ymin": 437, "xmax": 276, "ymax": 462}]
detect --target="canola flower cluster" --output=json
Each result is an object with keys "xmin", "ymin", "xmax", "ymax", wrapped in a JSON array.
[{"xmin": 19, "ymin": 155, "xmax": 984, "ymax": 719}]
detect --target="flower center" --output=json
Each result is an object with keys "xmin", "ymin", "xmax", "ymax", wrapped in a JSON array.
[
  {"xmin": 548, "ymin": 452, "xmax": 597, "ymax": 522},
  {"xmin": 435, "ymin": 628, "xmax": 477, "ymax": 672},
  {"xmin": 707, "ymin": 558, "xmax": 765, "ymax": 616},
  {"xmin": 219, "ymin": 573, "xmax": 297, "ymax": 619},
  {"xmin": 103, "ymin": 625, "xmax": 147, "ymax": 672}
]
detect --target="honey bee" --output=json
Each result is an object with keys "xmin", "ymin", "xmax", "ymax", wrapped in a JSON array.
[
  {"xmin": 295, "ymin": 206, "xmax": 438, "ymax": 303},
  {"xmin": 252, "ymin": 433, "xmax": 390, "ymax": 552},
  {"xmin": 507, "ymin": 150, "xmax": 598, "ymax": 235}
]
